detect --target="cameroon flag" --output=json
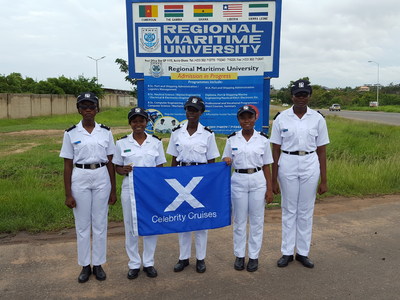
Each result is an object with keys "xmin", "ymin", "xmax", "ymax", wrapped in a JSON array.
[
  {"xmin": 139, "ymin": 5, "xmax": 158, "ymax": 17},
  {"xmin": 194, "ymin": 4, "xmax": 213, "ymax": 17}
]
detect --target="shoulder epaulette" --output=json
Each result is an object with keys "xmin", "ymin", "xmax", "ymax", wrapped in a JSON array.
[
  {"xmin": 100, "ymin": 124, "xmax": 110, "ymax": 130},
  {"xmin": 152, "ymin": 134, "xmax": 161, "ymax": 141},
  {"xmin": 118, "ymin": 135, "xmax": 128, "ymax": 140},
  {"xmin": 317, "ymin": 111, "xmax": 325, "ymax": 118},
  {"xmin": 172, "ymin": 124, "xmax": 182, "ymax": 132},
  {"xmin": 260, "ymin": 132, "xmax": 269, "ymax": 139},
  {"xmin": 273, "ymin": 112, "xmax": 281, "ymax": 120},
  {"xmin": 204, "ymin": 126, "xmax": 213, "ymax": 133},
  {"xmin": 65, "ymin": 125, "xmax": 76, "ymax": 132},
  {"xmin": 227, "ymin": 132, "xmax": 236, "ymax": 139}
]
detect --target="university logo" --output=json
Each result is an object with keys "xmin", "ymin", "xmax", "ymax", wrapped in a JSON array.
[
  {"xmin": 150, "ymin": 61, "xmax": 163, "ymax": 78},
  {"xmin": 164, "ymin": 177, "xmax": 205, "ymax": 212},
  {"xmin": 139, "ymin": 27, "xmax": 161, "ymax": 53}
]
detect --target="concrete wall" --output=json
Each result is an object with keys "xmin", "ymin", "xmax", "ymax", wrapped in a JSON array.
[{"xmin": 0, "ymin": 93, "xmax": 137, "ymax": 119}]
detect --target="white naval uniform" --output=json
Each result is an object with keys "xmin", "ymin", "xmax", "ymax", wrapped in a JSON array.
[
  {"xmin": 270, "ymin": 107, "xmax": 329, "ymax": 256},
  {"xmin": 222, "ymin": 130, "xmax": 273, "ymax": 259},
  {"xmin": 112, "ymin": 133, "xmax": 166, "ymax": 269},
  {"xmin": 60, "ymin": 121, "xmax": 115, "ymax": 266},
  {"xmin": 166, "ymin": 122, "xmax": 220, "ymax": 260}
]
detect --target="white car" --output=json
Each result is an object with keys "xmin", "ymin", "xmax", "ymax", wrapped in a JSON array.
[{"xmin": 329, "ymin": 104, "xmax": 341, "ymax": 111}]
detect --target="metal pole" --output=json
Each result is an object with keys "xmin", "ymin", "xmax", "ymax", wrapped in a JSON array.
[
  {"xmin": 88, "ymin": 56, "xmax": 106, "ymax": 84},
  {"xmin": 368, "ymin": 60, "xmax": 379, "ymax": 106}
]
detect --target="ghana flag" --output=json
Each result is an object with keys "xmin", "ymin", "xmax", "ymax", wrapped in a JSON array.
[
  {"xmin": 194, "ymin": 4, "xmax": 213, "ymax": 17},
  {"xmin": 139, "ymin": 5, "xmax": 158, "ymax": 18}
]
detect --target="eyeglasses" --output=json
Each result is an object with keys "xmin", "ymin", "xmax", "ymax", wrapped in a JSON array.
[{"xmin": 79, "ymin": 104, "xmax": 97, "ymax": 110}]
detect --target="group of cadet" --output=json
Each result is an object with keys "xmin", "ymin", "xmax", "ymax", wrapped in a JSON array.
[{"xmin": 60, "ymin": 79, "xmax": 329, "ymax": 283}]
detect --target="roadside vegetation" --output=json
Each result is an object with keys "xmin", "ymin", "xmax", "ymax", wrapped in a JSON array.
[{"xmin": 0, "ymin": 108, "xmax": 399, "ymax": 233}]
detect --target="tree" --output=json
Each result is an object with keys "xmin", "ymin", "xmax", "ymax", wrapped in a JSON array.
[{"xmin": 115, "ymin": 58, "xmax": 137, "ymax": 97}]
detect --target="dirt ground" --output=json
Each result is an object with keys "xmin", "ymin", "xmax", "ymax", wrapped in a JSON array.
[{"xmin": 1, "ymin": 195, "xmax": 400, "ymax": 300}]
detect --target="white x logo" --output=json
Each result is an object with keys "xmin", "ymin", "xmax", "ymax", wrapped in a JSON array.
[{"xmin": 164, "ymin": 177, "xmax": 205, "ymax": 212}]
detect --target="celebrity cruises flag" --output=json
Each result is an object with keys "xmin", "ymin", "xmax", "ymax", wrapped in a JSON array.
[{"xmin": 131, "ymin": 162, "xmax": 231, "ymax": 236}]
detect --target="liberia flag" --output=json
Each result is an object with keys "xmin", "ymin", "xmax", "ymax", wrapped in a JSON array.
[
  {"xmin": 194, "ymin": 4, "xmax": 213, "ymax": 17},
  {"xmin": 223, "ymin": 4, "xmax": 243, "ymax": 17},
  {"xmin": 139, "ymin": 5, "xmax": 158, "ymax": 18},
  {"xmin": 164, "ymin": 4, "xmax": 184, "ymax": 17},
  {"xmin": 248, "ymin": 3, "xmax": 268, "ymax": 17}
]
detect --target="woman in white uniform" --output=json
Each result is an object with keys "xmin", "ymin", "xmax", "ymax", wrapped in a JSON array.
[
  {"xmin": 222, "ymin": 105, "xmax": 273, "ymax": 272},
  {"xmin": 113, "ymin": 107, "xmax": 166, "ymax": 279},
  {"xmin": 270, "ymin": 80, "xmax": 329, "ymax": 268},
  {"xmin": 60, "ymin": 92, "xmax": 117, "ymax": 283},
  {"xmin": 166, "ymin": 96, "xmax": 220, "ymax": 273}
]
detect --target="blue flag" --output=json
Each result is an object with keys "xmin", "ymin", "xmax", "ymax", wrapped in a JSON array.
[{"xmin": 131, "ymin": 162, "xmax": 231, "ymax": 236}]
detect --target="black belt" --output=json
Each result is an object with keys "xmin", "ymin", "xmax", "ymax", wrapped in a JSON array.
[
  {"xmin": 177, "ymin": 162, "xmax": 206, "ymax": 166},
  {"xmin": 282, "ymin": 150, "xmax": 315, "ymax": 156},
  {"xmin": 75, "ymin": 163, "xmax": 107, "ymax": 169},
  {"xmin": 235, "ymin": 167, "xmax": 262, "ymax": 174}
]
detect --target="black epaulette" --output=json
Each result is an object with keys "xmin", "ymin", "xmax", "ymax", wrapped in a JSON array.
[
  {"xmin": 118, "ymin": 135, "xmax": 128, "ymax": 140},
  {"xmin": 273, "ymin": 112, "xmax": 281, "ymax": 120},
  {"xmin": 227, "ymin": 132, "xmax": 236, "ymax": 139},
  {"xmin": 204, "ymin": 126, "xmax": 214, "ymax": 133},
  {"xmin": 260, "ymin": 132, "xmax": 269, "ymax": 139},
  {"xmin": 100, "ymin": 124, "xmax": 110, "ymax": 130},
  {"xmin": 317, "ymin": 111, "xmax": 325, "ymax": 118},
  {"xmin": 152, "ymin": 134, "xmax": 161, "ymax": 141},
  {"xmin": 65, "ymin": 125, "xmax": 76, "ymax": 132},
  {"xmin": 172, "ymin": 125, "xmax": 182, "ymax": 132}
]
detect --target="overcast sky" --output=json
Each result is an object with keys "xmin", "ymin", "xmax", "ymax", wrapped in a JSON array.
[{"xmin": 1, "ymin": 0, "xmax": 399, "ymax": 90}]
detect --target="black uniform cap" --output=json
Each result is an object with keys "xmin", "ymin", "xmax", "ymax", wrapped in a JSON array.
[
  {"xmin": 77, "ymin": 92, "xmax": 99, "ymax": 104},
  {"xmin": 237, "ymin": 105, "xmax": 257, "ymax": 117},
  {"xmin": 291, "ymin": 80, "xmax": 312, "ymax": 96},
  {"xmin": 128, "ymin": 107, "xmax": 149, "ymax": 121},
  {"xmin": 184, "ymin": 96, "xmax": 205, "ymax": 112}
]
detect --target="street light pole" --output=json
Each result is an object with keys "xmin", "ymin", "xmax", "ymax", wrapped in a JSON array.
[
  {"xmin": 368, "ymin": 60, "xmax": 379, "ymax": 106},
  {"xmin": 88, "ymin": 56, "xmax": 106, "ymax": 84}
]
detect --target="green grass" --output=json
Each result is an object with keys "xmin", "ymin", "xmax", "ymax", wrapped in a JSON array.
[
  {"xmin": 344, "ymin": 105, "xmax": 400, "ymax": 113},
  {"xmin": 0, "ymin": 108, "xmax": 399, "ymax": 233}
]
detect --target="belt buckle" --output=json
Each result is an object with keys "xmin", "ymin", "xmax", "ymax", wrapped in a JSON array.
[
  {"xmin": 298, "ymin": 151, "xmax": 306, "ymax": 156},
  {"xmin": 248, "ymin": 169, "xmax": 255, "ymax": 174},
  {"xmin": 186, "ymin": 162, "xmax": 191, "ymax": 166},
  {"xmin": 89, "ymin": 164, "xmax": 97, "ymax": 169}
]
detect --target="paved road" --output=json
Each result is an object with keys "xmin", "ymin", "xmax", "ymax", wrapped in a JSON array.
[
  {"xmin": 1, "ymin": 195, "xmax": 400, "ymax": 300},
  {"xmin": 319, "ymin": 109, "xmax": 400, "ymax": 126}
]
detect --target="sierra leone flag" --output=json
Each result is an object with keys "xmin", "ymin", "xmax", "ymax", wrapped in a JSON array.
[
  {"xmin": 139, "ymin": 5, "xmax": 158, "ymax": 18},
  {"xmin": 164, "ymin": 4, "xmax": 184, "ymax": 17},
  {"xmin": 194, "ymin": 4, "xmax": 213, "ymax": 17},
  {"xmin": 248, "ymin": 3, "xmax": 268, "ymax": 17}
]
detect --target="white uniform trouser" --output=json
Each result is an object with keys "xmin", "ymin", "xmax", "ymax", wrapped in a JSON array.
[
  {"xmin": 72, "ymin": 166, "xmax": 110, "ymax": 266},
  {"xmin": 121, "ymin": 188, "xmax": 157, "ymax": 268},
  {"xmin": 278, "ymin": 153, "xmax": 320, "ymax": 256},
  {"xmin": 231, "ymin": 170, "xmax": 266, "ymax": 259},
  {"xmin": 178, "ymin": 230, "xmax": 208, "ymax": 260}
]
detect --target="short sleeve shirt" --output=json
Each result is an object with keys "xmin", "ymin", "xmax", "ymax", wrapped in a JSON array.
[
  {"xmin": 222, "ymin": 130, "xmax": 273, "ymax": 169},
  {"xmin": 269, "ymin": 107, "xmax": 330, "ymax": 152},
  {"xmin": 112, "ymin": 133, "xmax": 167, "ymax": 189},
  {"xmin": 59, "ymin": 121, "xmax": 115, "ymax": 164},
  {"xmin": 166, "ymin": 122, "xmax": 220, "ymax": 163}
]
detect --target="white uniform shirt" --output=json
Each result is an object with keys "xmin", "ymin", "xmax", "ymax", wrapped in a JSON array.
[
  {"xmin": 60, "ymin": 121, "xmax": 115, "ymax": 164},
  {"xmin": 112, "ymin": 133, "xmax": 167, "ymax": 189},
  {"xmin": 222, "ymin": 130, "xmax": 273, "ymax": 169},
  {"xmin": 167, "ymin": 122, "xmax": 220, "ymax": 163},
  {"xmin": 269, "ymin": 107, "xmax": 330, "ymax": 151}
]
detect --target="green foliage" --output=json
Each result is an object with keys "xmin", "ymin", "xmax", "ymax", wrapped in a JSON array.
[{"xmin": 0, "ymin": 73, "xmax": 103, "ymax": 97}]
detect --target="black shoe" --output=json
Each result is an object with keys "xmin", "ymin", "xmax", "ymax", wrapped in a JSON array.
[
  {"xmin": 234, "ymin": 257, "xmax": 245, "ymax": 271},
  {"xmin": 93, "ymin": 265, "xmax": 107, "ymax": 281},
  {"xmin": 295, "ymin": 254, "xmax": 314, "ymax": 268},
  {"xmin": 174, "ymin": 259, "xmax": 189, "ymax": 272},
  {"xmin": 246, "ymin": 258, "xmax": 258, "ymax": 272},
  {"xmin": 127, "ymin": 268, "xmax": 140, "ymax": 280},
  {"xmin": 196, "ymin": 259, "xmax": 206, "ymax": 273},
  {"xmin": 78, "ymin": 265, "xmax": 91, "ymax": 283},
  {"xmin": 277, "ymin": 255, "xmax": 294, "ymax": 267},
  {"xmin": 143, "ymin": 266, "xmax": 158, "ymax": 278}
]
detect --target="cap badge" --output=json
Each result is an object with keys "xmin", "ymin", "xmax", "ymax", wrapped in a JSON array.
[
  {"xmin": 299, "ymin": 82, "xmax": 305, "ymax": 88},
  {"xmin": 135, "ymin": 108, "xmax": 141, "ymax": 113},
  {"xmin": 191, "ymin": 98, "xmax": 198, "ymax": 103},
  {"xmin": 243, "ymin": 105, "xmax": 249, "ymax": 110},
  {"xmin": 85, "ymin": 93, "xmax": 91, "ymax": 98}
]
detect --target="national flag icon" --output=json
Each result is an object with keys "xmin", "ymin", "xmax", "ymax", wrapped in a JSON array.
[
  {"xmin": 164, "ymin": 4, "xmax": 184, "ymax": 18},
  {"xmin": 139, "ymin": 5, "xmax": 158, "ymax": 18},
  {"xmin": 248, "ymin": 3, "xmax": 269, "ymax": 17},
  {"xmin": 194, "ymin": 4, "xmax": 213, "ymax": 17},
  {"xmin": 223, "ymin": 4, "xmax": 243, "ymax": 17}
]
